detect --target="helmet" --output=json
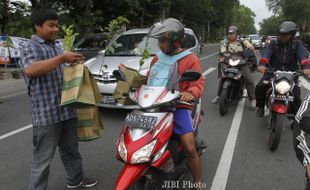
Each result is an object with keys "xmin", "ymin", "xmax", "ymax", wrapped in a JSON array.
[
  {"xmin": 278, "ymin": 21, "xmax": 297, "ymax": 36},
  {"xmin": 148, "ymin": 18, "xmax": 185, "ymax": 55},
  {"xmin": 228, "ymin": 25, "xmax": 238, "ymax": 34}
]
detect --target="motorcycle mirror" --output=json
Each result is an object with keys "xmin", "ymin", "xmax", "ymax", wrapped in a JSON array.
[
  {"xmin": 113, "ymin": 70, "xmax": 126, "ymax": 81},
  {"xmin": 179, "ymin": 70, "xmax": 201, "ymax": 82}
]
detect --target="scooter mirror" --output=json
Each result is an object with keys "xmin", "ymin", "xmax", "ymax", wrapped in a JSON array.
[
  {"xmin": 179, "ymin": 70, "xmax": 201, "ymax": 82},
  {"xmin": 113, "ymin": 70, "xmax": 126, "ymax": 81}
]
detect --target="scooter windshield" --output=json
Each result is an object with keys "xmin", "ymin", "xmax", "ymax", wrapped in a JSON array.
[{"xmin": 135, "ymin": 85, "xmax": 179, "ymax": 109}]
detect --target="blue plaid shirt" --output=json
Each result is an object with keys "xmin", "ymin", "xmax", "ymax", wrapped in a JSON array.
[{"xmin": 19, "ymin": 35, "xmax": 77, "ymax": 126}]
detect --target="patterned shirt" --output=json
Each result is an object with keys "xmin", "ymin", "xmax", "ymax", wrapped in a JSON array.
[
  {"xmin": 220, "ymin": 39, "xmax": 253, "ymax": 54},
  {"xmin": 19, "ymin": 35, "xmax": 77, "ymax": 126}
]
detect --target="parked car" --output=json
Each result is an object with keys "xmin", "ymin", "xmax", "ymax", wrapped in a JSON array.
[
  {"xmin": 0, "ymin": 36, "xmax": 28, "ymax": 66},
  {"xmin": 248, "ymin": 34, "xmax": 261, "ymax": 49},
  {"xmin": 85, "ymin": 28, "xmax": 200, "ymax": 108},
  {"xmin": 74, "ymin": 33, "xmax": 108, "ymax": 60}
]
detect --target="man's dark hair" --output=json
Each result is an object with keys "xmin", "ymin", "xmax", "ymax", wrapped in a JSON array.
[{"xmin": 31, "ymin": 8, "xmax": 59, "ymax": 32}]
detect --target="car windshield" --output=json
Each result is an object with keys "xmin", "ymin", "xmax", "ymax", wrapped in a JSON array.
[
  {"xmin": 74, "ymin": 35, "xmax": 107, "ymax": 50},
  {"xmin": 249, "ymin": 35, "xmax": 260, "ymax": 40},
  {"xmin": 105, "ymin": 33, "xmax": 160, "ymax": 56}
]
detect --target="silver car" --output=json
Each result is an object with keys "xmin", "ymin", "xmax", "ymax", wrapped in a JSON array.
[{"xmin": 85, "ymin": 28, "xmax": 200, "ymax": 108}]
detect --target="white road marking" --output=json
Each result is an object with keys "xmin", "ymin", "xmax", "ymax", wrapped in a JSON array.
[
  {"xmin": 202, "ymin": 67, "xmax": 216, "ymax": 77},
  {"xmin": 0, "ymin": 90, "xmax": 27, "ymax": 99},
  {"xmin": 0, "ymin": 124, "xmax": 33, "ymax": 141},
  {"xmin": 210, "ymin": 98, "xmax": 246, "ymax": 190},
  {"xmin": 200, "ymin": 52, "xmax": 219, "ymax": 60},
  {"xmin": 300, "ymin": 77, "xmax": 310, "ymax": 90}
]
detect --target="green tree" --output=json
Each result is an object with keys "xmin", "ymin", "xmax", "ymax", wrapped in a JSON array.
[
  {"xmin": 259, "ymin": 14, "xmax": 283, "ymax": 35},
  {"xmin": 231, "ymin": 4, "xmax": 257, "ymax": 34}
]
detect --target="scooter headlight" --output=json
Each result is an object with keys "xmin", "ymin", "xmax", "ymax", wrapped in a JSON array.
[
  {"xmin": 229, "ymin": 59, "xmax": 240, "ymax": 66},
  {"xmin": 275, "ymin": 80, "xmax": 291, "ymax": 95},
  {"xmin": 131, "ymin": 139, "xmax": 157, "ymax": 164},
  {"xmin": 118, "ymin": 135, "xmax": 127, "ymax": 162}
]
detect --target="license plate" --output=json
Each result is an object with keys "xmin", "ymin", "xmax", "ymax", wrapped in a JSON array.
[
  {"xmin": 125, "ymin": 114, "xmax": 157, "ymax": 130},
  {"xmin": 225, "ymin": 68, "xmax": 239, "ymax": 73},
  {"xmin": 101, "ymin": 95, "xmax": 116, "ymax": 104}
]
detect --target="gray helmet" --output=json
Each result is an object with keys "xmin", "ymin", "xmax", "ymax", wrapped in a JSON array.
[
  {"xmin": 148, "ymin": 18, "xmax": 185, "ymax": 55},
  {"xmin": 148, "ymin": 18, "xmax": 185, "ymax": 42},
  {"xmin": 278, "ymin": 21, "xmax": 297, "ymax": 35},
  {"xmin": 228, "ymin": 25, "xmax": 238, "ymax": 34}
]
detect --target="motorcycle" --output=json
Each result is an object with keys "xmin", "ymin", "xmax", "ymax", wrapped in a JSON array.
[
  {"xmin": 113, "ymin": 70, "xmax": 207, "ymax": 190},
  {"xmin": 264, "ymin": 70, "xmax": 301, "ymax": 151},
  {"xmin": 218, "ymin": 53, "xmax": 246, "ymax": 116}
]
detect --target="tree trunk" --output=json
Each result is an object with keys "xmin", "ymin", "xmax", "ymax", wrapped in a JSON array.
[{"xmin": 0, "ymin": 0, "xmax": 9, "ymax": 34}]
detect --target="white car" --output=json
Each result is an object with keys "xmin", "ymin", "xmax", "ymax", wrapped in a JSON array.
[
  {"xmin": 85, "ymin": 28, "xmax": 200, "ymax": 108},
  {"xmin": 248, "ymin": 34, "xmax": 261, "ymax": 49}
]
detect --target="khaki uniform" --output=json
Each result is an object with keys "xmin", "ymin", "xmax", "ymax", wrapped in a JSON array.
[{"xmin": 217, "ymin": 39, "xmax": 256, "ymax": 100}]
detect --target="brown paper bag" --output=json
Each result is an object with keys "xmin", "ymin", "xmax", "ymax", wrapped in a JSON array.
[
  {"xmin": 61, "ymin": 64, "xmax": 102, "ymax": 107},
  {"xmin": 77, "ymin": 107, "xmax": 104, "ymax": 141}
]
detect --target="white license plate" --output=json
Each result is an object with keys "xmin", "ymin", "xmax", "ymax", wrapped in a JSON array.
[
  {"xmin": 125, "ymin": 114, "xmax": 157, "ymax": 130},
  {"xmin": 101, "ymin": 95, "xmax": 116, "ymax": 104}
]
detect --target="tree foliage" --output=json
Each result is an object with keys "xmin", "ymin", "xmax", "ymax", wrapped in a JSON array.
[
  {"xmin": 265, "ymin": 0, "xmax": 310, "ymax": 32},
  {"xmin": 1, "ymin": 0, "xmax": 257, "ymax": 42}
]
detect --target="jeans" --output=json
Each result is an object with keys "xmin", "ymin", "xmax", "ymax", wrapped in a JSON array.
[{"xmin": 29, "ymin": 118, "xmax": 83, "ymax": 190}]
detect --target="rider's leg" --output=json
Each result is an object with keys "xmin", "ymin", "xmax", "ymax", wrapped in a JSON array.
[
  {"xmin": 292, "ymin": 85, "xmax": 301, "ymax": 115},
  {"xmin": 179, "ymin": 132, "xmax": 201, "ymax": 184},
  {"xmin": 173, "ymin": 109, "xmax": 201, "ymax": 183},
  {"xmin": 241, "ymin": 66, "xmax": 255, "ymax": 101},
  {"xmin": 255, "ymin": 75, "xmax": 270, "ymax": 116}
]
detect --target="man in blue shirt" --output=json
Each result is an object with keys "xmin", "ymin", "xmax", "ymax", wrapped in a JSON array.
[{"xmin": 20, "ymin": 8, "xmax": 97, "ymax": 190}]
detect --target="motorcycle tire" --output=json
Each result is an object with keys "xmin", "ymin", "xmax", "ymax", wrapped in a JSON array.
[
  {"xmin": 268, "ymin": 112, "xmax": 285, "ymax": 151},
  {"xmin": 126, "ymin": 176, "xmax": 147, "ymax": 190},
  {"xmin": 219, "ymin": 88, "xmax": 229, "ymax": 116}
]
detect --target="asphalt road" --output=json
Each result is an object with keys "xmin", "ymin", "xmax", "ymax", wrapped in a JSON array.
[{"xmin": 0, "ymin": 44, "xmax": 310, "ymax": 190}]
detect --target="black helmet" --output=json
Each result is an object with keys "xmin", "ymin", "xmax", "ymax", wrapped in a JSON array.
[
  {"xmin": 148, "ymin": 18, "xmax": 185, "ymax": 54},
  {"xmin": 278, "ymin": 21, "xmax": 297, "ymax": 36}
]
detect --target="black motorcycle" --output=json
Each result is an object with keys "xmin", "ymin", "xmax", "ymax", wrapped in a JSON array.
[
  {"xmin": 264, "ymin": 70, "xmax": 301, "ymax": 151},
  {"xmin": 219, "ymin": 53, "xmax": 246, "ymax": 116}
]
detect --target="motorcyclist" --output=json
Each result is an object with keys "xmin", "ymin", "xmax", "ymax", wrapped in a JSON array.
[
  {"xmin": 293, "ymin": 92, "xmax": 310, "ymax": 190},
  {"xmin": 255, "ymin": 21, "xmax": 310, "ymax": 117},
  {"xmin": 304, "ymin": 33, "xmax": 310, "ymax": 52},
  {"xmin": 121, "ymin": 18, "xmax": 205, "ymax": 186},
  {"xmin": 211, "ymin": 25, "xmax": 257, "ymax": 108}
]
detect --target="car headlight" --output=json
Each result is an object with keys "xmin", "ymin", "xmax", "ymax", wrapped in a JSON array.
[
  {"xmin": 131, "ymin": 139, "xmax": 157, "ymax": 164},
  {"xmin": 275, "ymin": 80, "xmax": 291, "ymax": 95},
  {"xmin": 118, "ymin": 135, "xmax": 127, "ymax": 162}
]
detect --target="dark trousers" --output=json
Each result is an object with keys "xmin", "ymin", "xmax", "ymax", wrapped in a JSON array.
[
  {"xmin": 29, "ymin": 118, "xmax": 83, "ymax": 190},
  {"xmin": 255, "ymin": 74, "xmax": 301, "ymax": 114}
]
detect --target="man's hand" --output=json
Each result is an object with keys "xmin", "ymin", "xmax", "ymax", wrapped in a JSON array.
[
  {"xmin": 118, "ymin": 63, "xmax": 126, "ymax": 70},
  {"xmin": 61, "ymin": 52, "xmax": 84, "ymax": 64},
  {"xmin": 219, "ymin": 57, "xmax": 225, "ymax": 62},
  {"xmin": 257, "ymin": 66, "xmax": 266, "ymax": 74},
  {"xmin": 307, "ymin": 164, "xmax": 310, "ymax": 180},
  {"xmin": 302, "ymin": 69, "xmax": 310, "ymax": 75},
  {"xmin": 180, "ymin": 92, "xmax": 194, "ymax": 102}
]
